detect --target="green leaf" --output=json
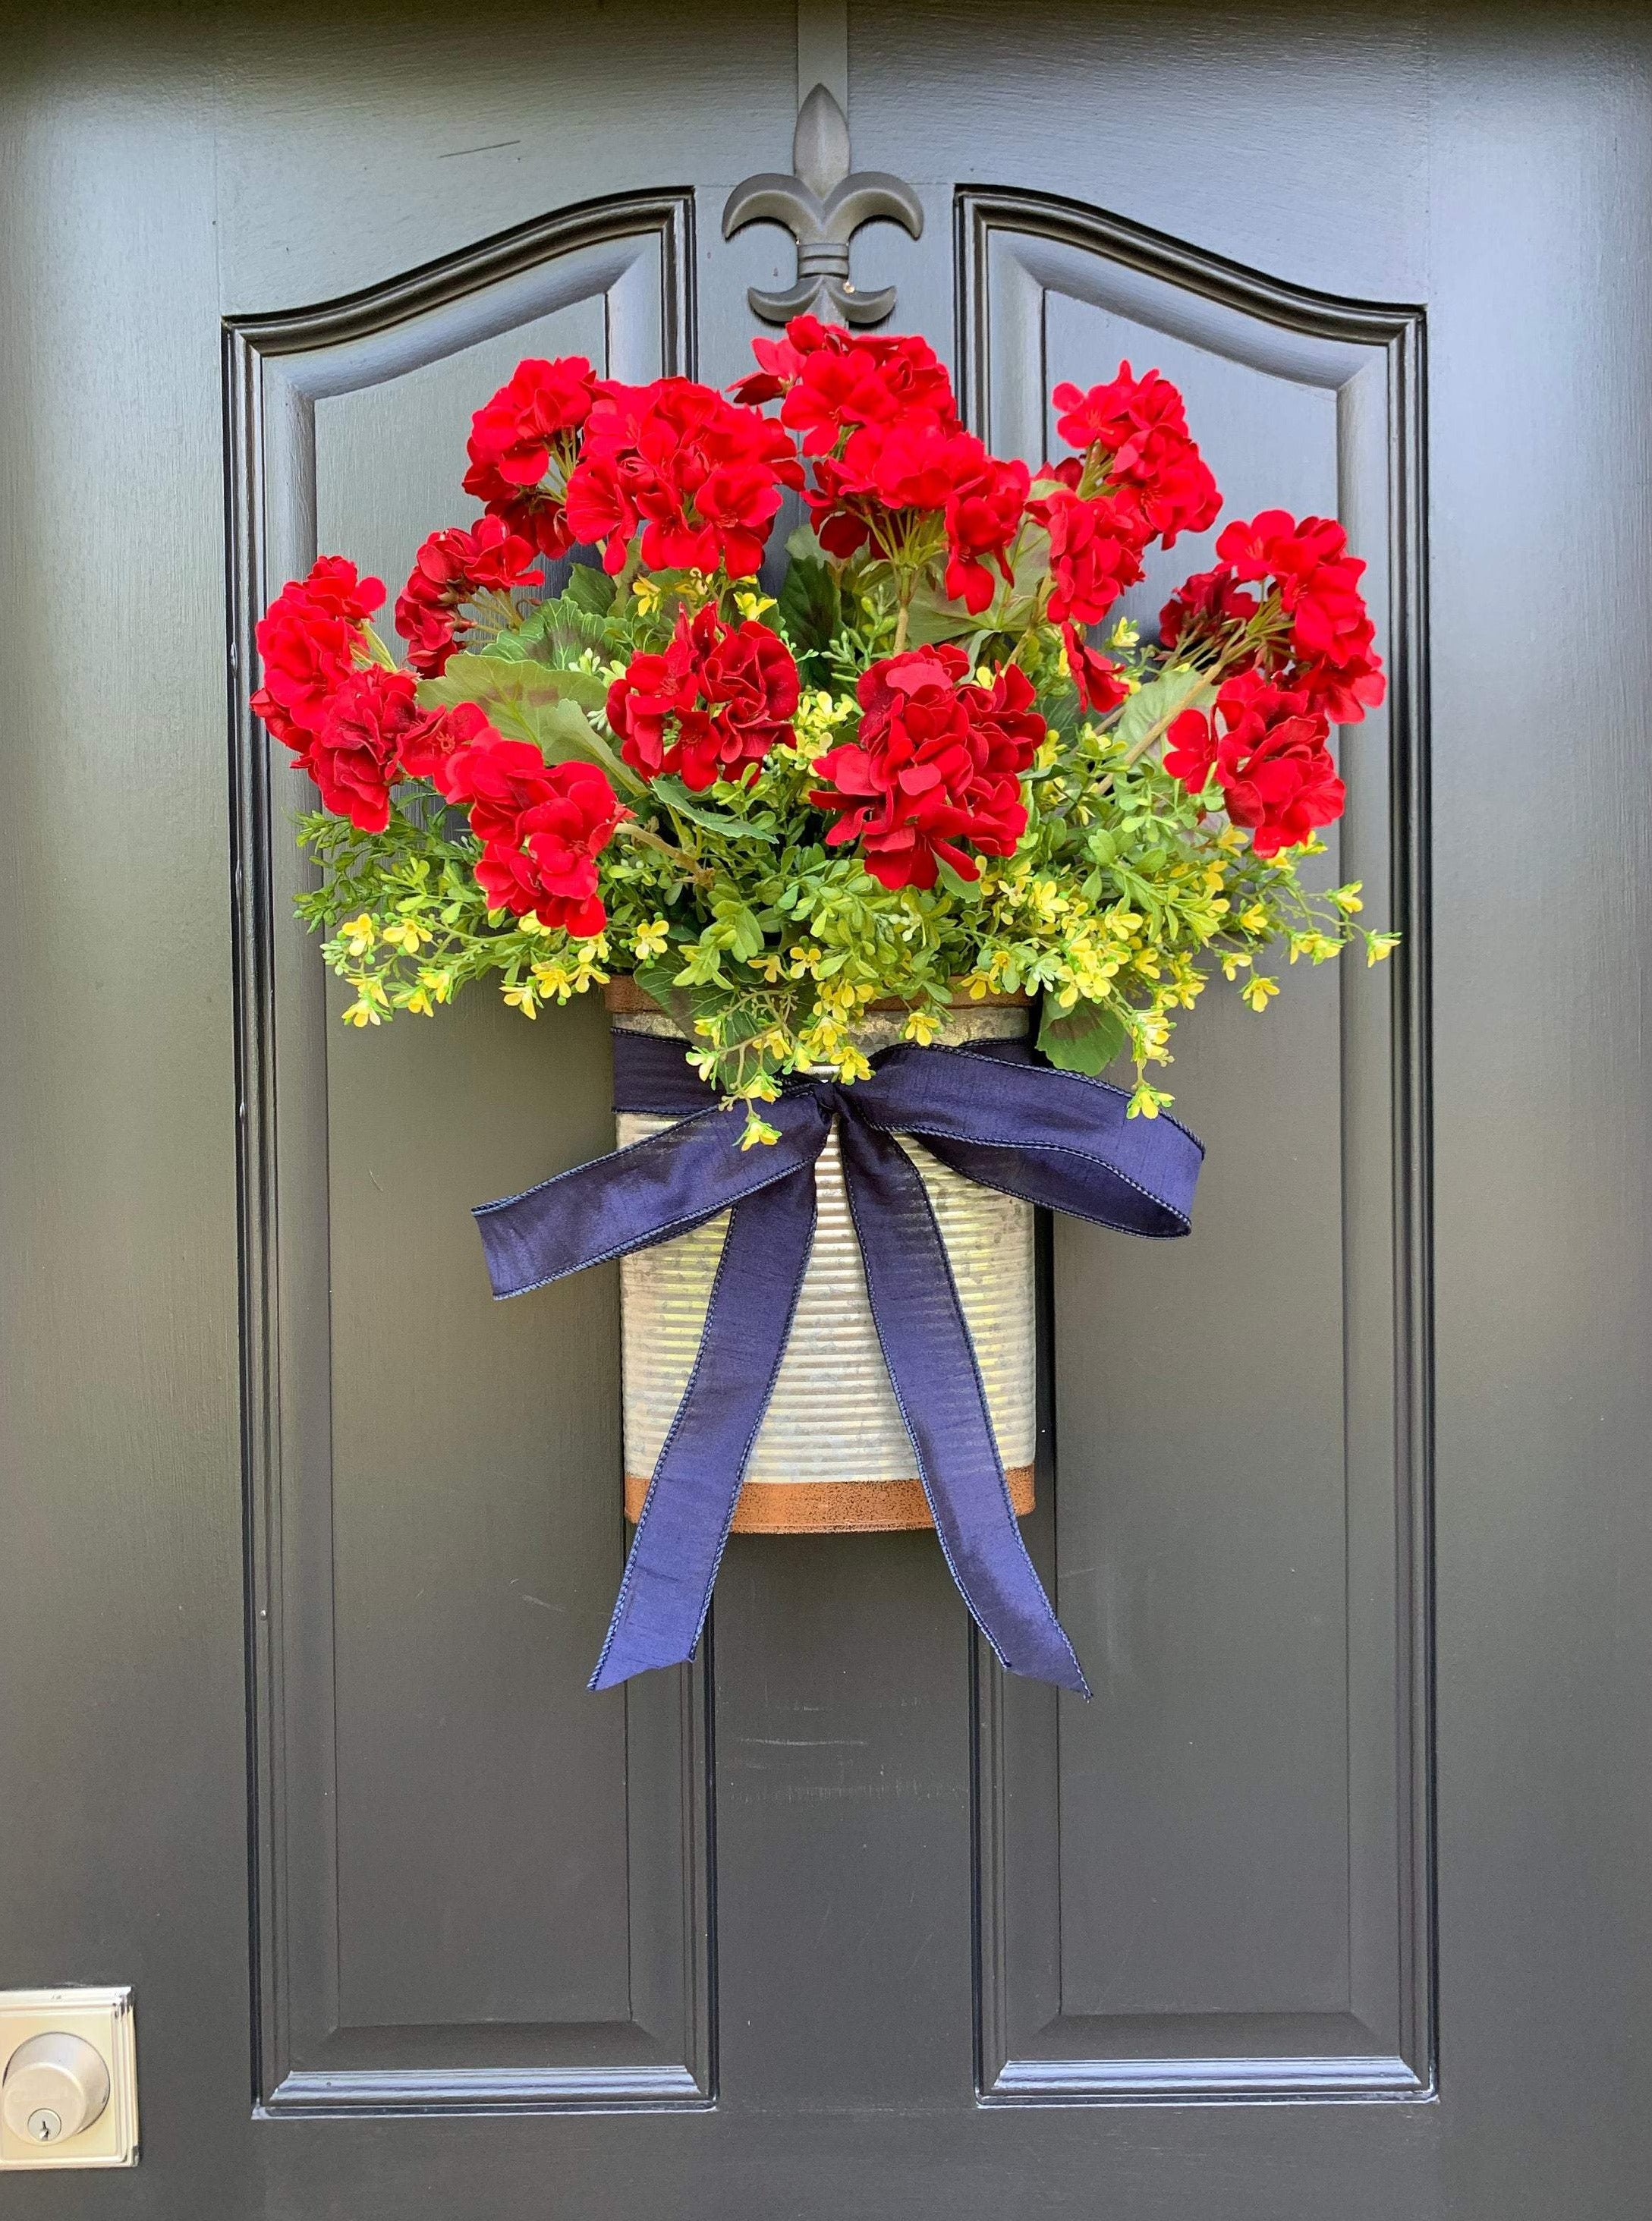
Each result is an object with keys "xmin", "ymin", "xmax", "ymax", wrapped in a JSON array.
[
  {"xmin": 911, "ymin": 517, "xmax": 1053, "ymax": 646},
  {"xmin": 631, "ymin": 960, "xmax": 743, "ymax": 1043},
  {"xmin": 785, "ymin": 522, "xmax": 829, "ymax": 567},
  {"xmin": 905, "ymin": 583, "xmax": 978, "ymax": 647},
  {"xmin": 935, "ymin": 855, "xmax": 986, "ymax": 903},
  {"xmin": 560, "ymin": 560, "xmax": 616, "ymax": 616},
  {"xmin": 651, "ymin": 774, "xmax": 778, "ymax": 843},
  {"xmin": 416, "ymin": 656, "xmax": 641, "ymax": 793},
  {"xmin": 529, "ymin": 697, "xmax": 640, "ymax": 792},
  {"xmin": 776, "ymin": 552, "xmax": 841, "ymax": 661},
  {"xmin": 515, "ymin": 588, "xmax": 615, "ymax": 660},
  {"xmin": 1112, "ymin": 663, "xmax": 1215, "ymax": 756},
  {"xmin": 539, "ymin": 663, "xmax": 609, "ymax": 712},
  {"xmin": 1038, "ymin": 996, "xmax": 1128, "ymax": 1075}
]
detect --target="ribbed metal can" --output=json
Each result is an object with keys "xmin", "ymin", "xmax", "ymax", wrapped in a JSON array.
[{"xmin": 610, "ymin": 987, "xmax": 1037, "ymax": 1534}]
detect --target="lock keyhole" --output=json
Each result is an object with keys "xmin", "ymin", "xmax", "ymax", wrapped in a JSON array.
[{"xmin": 27, "ymin": 2109, "xmax": 61, "ymax": 2143}]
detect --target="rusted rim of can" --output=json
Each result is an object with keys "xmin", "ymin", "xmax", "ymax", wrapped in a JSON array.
[
  {"xmin": 624, "ymin": 1464, "xmax": 1036, "ymax": 1533},
  {"xmin": 603, "ymin": 975, "xmax": 1030, "ymax": 1017}
]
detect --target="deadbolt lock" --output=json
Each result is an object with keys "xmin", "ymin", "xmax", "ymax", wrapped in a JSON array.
[
  {"xmin": 0, "ymin": 1990, "xmax": 137, "ymax": 2169},
  {"xmin": 3, "ymin": 2031, "xmax": 111, "ymax": 2144}
]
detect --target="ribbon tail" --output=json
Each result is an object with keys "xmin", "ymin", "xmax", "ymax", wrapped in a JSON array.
[
  {"xmin": 837, "ymin": 1117, "xmax": 1090, "ymax": 1697},
  {"xmin": 588, "ymin": 1166, "xmax": 819, "ymax": 1692}
]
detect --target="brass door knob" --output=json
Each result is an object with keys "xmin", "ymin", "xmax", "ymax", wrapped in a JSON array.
[{"xmin": 1, "ymin": 2033, "xmax": 111, "ymax": 2146}]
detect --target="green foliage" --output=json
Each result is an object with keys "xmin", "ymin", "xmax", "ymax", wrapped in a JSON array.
[
  {"xmin": 1112, "ymin": 662, "xmax": 1215, "ymax": 754},
  {"xmin": 416, "ymin": 652, "xmax": 637, "ymax": 790},
  {"xmin": 1038, "ymin": 997, "xmax": 1128, "ymax": 1075},
  {"xmin": 559, "ymin": 560, "xmax": 616, "ymax": 617},
  {"xmin": 776, "ymin": 552, "xmax": 842, "ymax": 679}
]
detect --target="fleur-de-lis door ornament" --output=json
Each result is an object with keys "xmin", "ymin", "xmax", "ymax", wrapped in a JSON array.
[{"xmin": 722, "ymin": 83, "xmax": 924, "ymax": 326}]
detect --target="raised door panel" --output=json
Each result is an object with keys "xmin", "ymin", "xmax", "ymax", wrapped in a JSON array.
[
  {"xmin": 958, "ymin": 192, "xmax": 1431, "ymax": 2101},
  {"xmin": 228, "ymin": 197, "xmax": 713, "ymax": 2109}
]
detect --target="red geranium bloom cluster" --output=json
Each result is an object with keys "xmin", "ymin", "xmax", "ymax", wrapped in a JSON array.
[
  {"xmin": 736, "ymin": 318, "xmax": 1029, "ymax": 617},
  {"xmin": 608, "ymin": 607, "xmax": 799, "ymax": 791},
  {"xmin": 395, "ymin": 517, "xmax": 538, "ymax": 678},
  {"xmin": 563, "ymin": 378, "xmax": 802, "ymax": 578},
  {"xmin": 1163, "ymin": 669, "xmax": 1345, "ymax": 857},
  {"xmin": 1051, "ymin": 368, "xmax": 1221, "ymax": 549},
  {"xmin": 1158, "ymin": 564, "xmax": 1262, "ymax": 653},
  {"xmin": 252, "ymin": 556, "xmax": 385, "ymax": 751},
  {"xmin": 250, "ymin": 558, "xmax": 525, "ymax": 835},
  {"xmin": 1208, "ymin": 509, "xmax": 1386, "ymax": 723},
  {"xmin": 734, "ymin": 316, "xmax": 955, "ymax": 434},
  {"xmin": 1028, "ymin": 363, "xmax": 1222, "ymax": 656},
  {"xmin": 810, "ymin": 643, "xmax": 1046, "ymax": 890},
  {"xmin": 463, "ymin": 354, "xmax": 600, "ymax": 558},
  {"xmin": 1031, "ymin": 477, "xmax": 1147, "ymax": 626},
  {"xmin": 445, "ymin": 741, "xmax": 628, "ymax": 937},
  {"xmin": 304, "ymin": 669, "xmax": 437, "ymax": 833}
]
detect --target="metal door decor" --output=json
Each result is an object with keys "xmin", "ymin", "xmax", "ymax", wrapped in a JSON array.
[{"xmin": 256, "ymin": 315, "xmax": 1392, "ymax": 1693}]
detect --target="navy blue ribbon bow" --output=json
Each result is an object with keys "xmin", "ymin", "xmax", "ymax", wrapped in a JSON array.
[{"xmin": 474, "ymin": 1030, "xmax": 1203, "ymax": 1694}]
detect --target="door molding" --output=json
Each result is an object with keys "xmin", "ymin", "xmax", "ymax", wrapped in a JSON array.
[
  {"xmin": 224, "ymin": 190, "xmax": 714, "ymax": 2116},
  {"xmin": 955, "ymin": 185, "xmax": 1434, "ymax": 2106}
]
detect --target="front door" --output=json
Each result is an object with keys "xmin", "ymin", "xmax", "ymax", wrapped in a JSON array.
[{"xmin": 5, "ymin": 4, "xmax": 1649, "ymax": 2215}]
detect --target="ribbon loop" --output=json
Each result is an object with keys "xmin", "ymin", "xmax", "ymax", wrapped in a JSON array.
[{"xmin": 474, "ymin": 1028, "xmax": 1203, "ymax": 1692}]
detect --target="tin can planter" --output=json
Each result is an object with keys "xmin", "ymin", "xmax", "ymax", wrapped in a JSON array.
[{"xmin": 607, "ymin": 980, "xmax": 1037, "ymax": 1534}]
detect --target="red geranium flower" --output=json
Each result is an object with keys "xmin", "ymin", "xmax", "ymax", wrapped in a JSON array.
[
  {"xmin": 463, "ymin": 355, "xmax": 600, "ymax": 558},
  {"xmin": 444, "ymin": 741, "xmax": 628, "ymax": 937},
  {"xmin": 304, "ymin": 668, "xmax": 433, "ymax": 833},
  {"xmin": 394, "ymin": 517, "xmax": 537, "ymax": 678},
  {"xmin": 944, "ymin": 451, "xmax": 1031, "ymax": 615},
  {"xmin": 1027, "ymin": 485, "xmax": 1147, "ymax": 628},
  {"xmin": 1164, "ymin": 670, "xmax": 1345, "ymax": 857},
  {"xmin": 1053, "ymin": 364, "xmax": 1221, "ymax": 547},
  {"xmin": 564, "ymin": 378, "xmax": 802, "ymax": 577},
  {"xmin": 608, "ymin": 606, "xmax": 798, "ymax": 791},
  {"xmin": 735, "ymin": 319, "xmax": 1030, "ymax": 609},
  {"xmin": 1210, "ymin": 510, "xmax": 1386, "ymax": 722},
  {"xmin": 810, "ymin": 644, "xmax": 1040, "ymax": 890},
  {"xmin": 809, "ymin": 414, "xmax": 988, "ymax": 560},
  {"xmin": 1062, "ymin": 625, "xmax": 1130, "ymax": 716},
  {"xmin": 253, "ymin": 555, "xmax": 385, "ymax": 742},
  {"xmin": 733, "ymin": 319, "xmax": 956, "ymax": 452},
  {"xmin": 959, "ymin": 659, "xmax": 1048, "ymax": 769},
  {"xmin": 1158, "ymin": 565, "xmax": 1261, "ymax": 653},
  {"xmin": 398, "ymin": 698, "xmax": 500, "ymax": 797},
  {"xmin": 289, "ymin": 555, "xmax": 385, "ymax": 627}
]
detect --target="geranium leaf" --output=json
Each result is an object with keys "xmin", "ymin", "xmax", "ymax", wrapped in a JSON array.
[
  {"xmin": 1112, "ymin": 664, "xmax": 1215, "ymax": 754},
  {"xmin": 652, "ymin": 775, "xmax": 779, "ymax": 843},
  {"xmin": 934, "ymin": 856, "xmax": 986, "ymax": 902},
  {"xmin": 560, "ymin": 561, "xmax": 615, "ymax": 616},
  {"xmin": 905, "ymin": 584, "xmax": 977, "ymax": 646},
  {"xmin": 1037, "ymin": 996, "xmax": 1128, "ymax": 1075},
  {"xmin": 776, "ymin": 552, "xmax": 840, "ymax": 661},
  {"xmin": 416, "ymin": 656, "xmax": 640, "ymax": 791},
  {"xmin": 631, "ymin": 961, "xmax": 751, "ymax": 1049},
  {"xmin": 527, "ymin": 697, "xmax": 641, "ymax": 793},
  {"xmin": 416, "ymin": 653, "xmax": 600, "ymax": 719},
  {"xmin": 785, "ymin": 522, "xmax": 829, "ymax": 566}
]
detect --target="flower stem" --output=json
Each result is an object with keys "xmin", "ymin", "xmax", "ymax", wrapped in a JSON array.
[{"xmin": 620, "ymin": 820, "xmax": 717, "ymax": 890}]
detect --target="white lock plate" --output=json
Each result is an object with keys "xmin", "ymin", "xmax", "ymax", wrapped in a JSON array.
[{"xmin": 0, "ymin": 1988, "xmax": 137, "ymax": 2169}]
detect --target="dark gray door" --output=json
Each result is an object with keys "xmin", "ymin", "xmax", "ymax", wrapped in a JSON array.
[{"xmin": 4, "ymin": 3, "xmax": 1649, "ymax": 2215}]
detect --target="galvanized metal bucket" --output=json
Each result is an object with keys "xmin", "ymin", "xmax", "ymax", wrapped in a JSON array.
[{"xmin": 608, "ymin": 982, "xmax": 1037, "ymax": 1534}]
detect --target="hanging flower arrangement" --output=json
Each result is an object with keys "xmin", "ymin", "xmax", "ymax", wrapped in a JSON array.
[
  {"xmin": 254, "ymin": 320, "xmax": 1394, "ymax": 1694},
  {"xmin": 263, "ymin": 319, "xmax": 1392, "ymax": 1134}
]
